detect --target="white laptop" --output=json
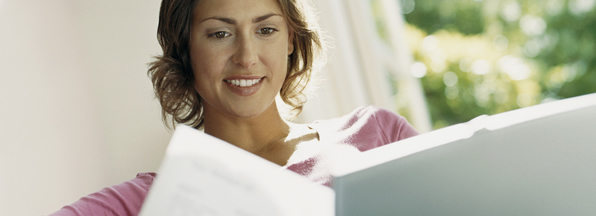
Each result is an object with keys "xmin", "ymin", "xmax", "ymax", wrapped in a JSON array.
[{"xmin": 332, "ymin": 93, "xmax": 596, "ymax": 216}]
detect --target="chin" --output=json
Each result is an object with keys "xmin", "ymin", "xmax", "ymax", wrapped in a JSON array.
[
  {"xmin": 229, "ymin": 101, "xmax": 275, "ymax": 119},
  {"xmin": 225, "ymin": 106, "xmax": 266, "ymax": 119}
]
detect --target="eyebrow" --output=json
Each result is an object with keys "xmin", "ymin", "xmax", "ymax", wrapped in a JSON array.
[{"xmin": 199, "ymin": 13, "xmax": 282, "ymax": 24}]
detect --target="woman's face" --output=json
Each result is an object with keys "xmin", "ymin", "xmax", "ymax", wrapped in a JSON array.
[{"xmin": 190, "ymin": 0, "xmax": 294, "ymax": 119}]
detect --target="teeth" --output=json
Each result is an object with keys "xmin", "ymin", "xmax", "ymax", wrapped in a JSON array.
[{"xmin": 226, "ymin": 78, "xmax": 261, "ymax": 87}]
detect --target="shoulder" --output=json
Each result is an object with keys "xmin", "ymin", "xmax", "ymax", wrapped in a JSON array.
[
  {"xmin": 314, "ymin": 106, "xmax": 399, "ymax": 128},
  {"xmin": 351, "ymin": 105, "xmax": 403, "ymax": 121},
  {"xmin": 311, "ymin": 106, "xmax": 418, "ymax": 151},
  {"xmin": 48, "ymin": 173, "xmax": 156, "ymax": 216},
  {"xmin": 348, "ymin": 106, "xmax": 418, "ymax": 141},
  {"xmin": 333, "ymin": 105, "xmax": 414, "ymax": 132}
]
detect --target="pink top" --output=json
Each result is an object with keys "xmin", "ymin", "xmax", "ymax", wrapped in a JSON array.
[{"xmin": 49, "ymin": 106, "xmax": 418, "ymax": 216}]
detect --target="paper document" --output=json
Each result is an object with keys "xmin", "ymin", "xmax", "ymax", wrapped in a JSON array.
[{"xmin": 139, "ymin": 125, "xmax": 334, "ymax": 216}]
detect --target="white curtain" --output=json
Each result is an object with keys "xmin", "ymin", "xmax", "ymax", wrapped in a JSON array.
[{"xmin": 297, "ymin": 0, "xmax": 432, "ymax": 133}]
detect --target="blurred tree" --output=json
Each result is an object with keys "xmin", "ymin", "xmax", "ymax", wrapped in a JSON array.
[{"xmin": 396, "ymin": 0, "xmax": 596, "ymax": 128}]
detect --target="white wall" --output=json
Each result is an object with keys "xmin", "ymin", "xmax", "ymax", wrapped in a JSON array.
[{"xmin": 0, "ymin": 1, "xmax": 170, "ymax": 215}]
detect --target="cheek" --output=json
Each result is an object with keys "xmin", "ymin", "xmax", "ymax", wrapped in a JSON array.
[
  {"xmin": 191, "ymin": 45, "xmax": 222, "ymax": 74},
  {"xmin": 190, "ymin": 44, "xmax": 228, "ymax": 85},
  {"xmin": 264, "ymin": 41, "xmax": 291, "ymax": 79}
]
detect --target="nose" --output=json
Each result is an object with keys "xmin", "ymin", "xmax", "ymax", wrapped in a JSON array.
[{"xmin": 232, "ymin": 35, "xmax": 258, "ymax": 69}]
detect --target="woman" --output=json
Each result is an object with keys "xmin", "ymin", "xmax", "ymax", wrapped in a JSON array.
[{"xmin": 50, "ymin": 0, "xmax": 418, "ymax": 215}]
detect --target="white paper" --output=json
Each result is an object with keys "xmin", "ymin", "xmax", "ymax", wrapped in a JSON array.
[{"xmin": 139, "ymin": 125, "xmax": 334, "ymax": 216}]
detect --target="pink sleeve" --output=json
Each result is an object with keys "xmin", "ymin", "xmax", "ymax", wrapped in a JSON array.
[
  {"xmin": 373, "ymin": 108, "xmax": 419, "ymax": 143},
  {"xmin": 48, "ymin": 172, "xmax": 155, "ymax": 216}
]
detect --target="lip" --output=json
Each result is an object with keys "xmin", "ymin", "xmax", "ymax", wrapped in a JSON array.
[
  {"xmin": 223, "ymin": 75, "xmax": 264, "ymax": 80},
  {"xmin": 223, "ymin": 76, "xmax": 265, "ymax": 96}
]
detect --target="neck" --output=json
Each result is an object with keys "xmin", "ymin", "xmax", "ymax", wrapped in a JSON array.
[{"xmin": 202, "ymin": 102, "xmax": 290, "ymax": 154}]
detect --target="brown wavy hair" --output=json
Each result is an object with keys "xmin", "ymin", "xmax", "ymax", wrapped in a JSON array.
[{"xmin": 148, "ymin": 0, "xmax": 324, "ymax": 129}]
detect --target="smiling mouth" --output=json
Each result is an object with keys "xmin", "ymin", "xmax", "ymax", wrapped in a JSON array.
[{"xmin": 224, "ymin": 78, "xmax": 264, "ymax": 87}]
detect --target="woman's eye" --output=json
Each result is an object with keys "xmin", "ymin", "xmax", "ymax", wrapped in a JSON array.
[
  {"xmin": 258, "ymin": 28, "xmax": 277, "ymax": 35},
  {"xmin": 210, "ymin": 31, "xmax": 230, "ymax": 39}
]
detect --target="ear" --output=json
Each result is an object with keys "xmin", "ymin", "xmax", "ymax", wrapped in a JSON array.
[{"xmin": 287, "ymin": 31, "xmax": 295, "ymax": 55}]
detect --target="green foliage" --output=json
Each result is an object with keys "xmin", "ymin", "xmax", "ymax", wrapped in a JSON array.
[
  {"xmin": 406, "ymin": 0, "xmax": 485, "ymax": 35},
  {"xmin": 401, "ymin": 0, "xmax": 596, "ymax": 128}
]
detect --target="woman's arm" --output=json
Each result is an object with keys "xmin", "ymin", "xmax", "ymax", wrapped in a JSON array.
[{"xmin": 48, "ymin": 173, "xmax": 155, "ymax": 216}]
